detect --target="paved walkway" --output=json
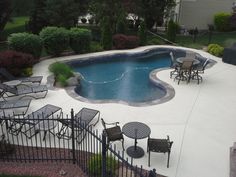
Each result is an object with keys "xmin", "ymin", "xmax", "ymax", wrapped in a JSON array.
[{"xmin": 26, "ymin": 46, "xmax": 236, "ymax": 177}]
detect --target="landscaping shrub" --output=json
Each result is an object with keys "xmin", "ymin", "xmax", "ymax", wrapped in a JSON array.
[
  {"xmin": 207, "ymin": 44, "xmax": 224, "ymax": 57},
  {"xmin": 22, "ymin": 67, "xmax": 33, "ymax": 77},
  {"xmin": 49, "ymin": 62, "xmax": 74, "ymax": 86},
  {"xmin": 90, "ymin": 41, "xmax": 103, "ymax": 52},
  {"xmin": 49, "ymin": 62, "xmax": 74, "ymax": 79},
  {"xmin": 214, "ymin": 12, "xmax": 231, "ymax": 32},
  {"xmin": 69, "ymin": 28, "xmax": 92, "ymax": 54},
  {"xmin": 101, "ymin": 17, "xmax": 112, "ymax": 50},
  {"xmin": 166, "ymin": 19, "xmax": 177, "ymax": 42},
  {"xmin": 39, "ymin": 27, "xmax": 69, "ymax": 56},
  {"xmin": 138, "ymin": 21, "xmax": 147, "ymax": 46},
  {"xmin": 116, "ymin": 14, "xmax": 127, "ymax": 34},
  {"xmin": 113, "ymin": 34, "xmax": 139, "ymax": 49},
  {"xmin": 88, "ymin": 154, "xmax": 118, "ymax": 176},
  {"xmin": 8, "ymin": 32, "xmax": 42, "ymax": 59},
  {"xmin": 0, "ymin": 50, "xmax": 35, "ymax": 76}
]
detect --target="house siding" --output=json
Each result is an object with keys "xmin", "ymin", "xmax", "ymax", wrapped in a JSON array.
[{"xmin": 178, "ymin": 0, "xmax": 235, "ymax": 30}]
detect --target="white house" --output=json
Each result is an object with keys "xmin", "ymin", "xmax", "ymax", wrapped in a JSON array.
[{"xmin": 175, "ymin": 0, "xmax": 235, "ymax": 30}]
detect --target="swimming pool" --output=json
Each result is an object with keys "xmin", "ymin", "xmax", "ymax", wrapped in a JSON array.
[{"xmin": 67, "ymin": 49, "xmax": 175, "ymax": 105}]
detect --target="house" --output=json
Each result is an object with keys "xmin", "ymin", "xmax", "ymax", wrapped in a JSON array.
[{"xmin": 175, "ymin": 0, "xmax": 235, "ymax": 30}]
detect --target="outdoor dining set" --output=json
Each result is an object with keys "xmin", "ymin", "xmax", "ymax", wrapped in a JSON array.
[{"xmin": 169, "ymin": 51, "xmax": 211, "ymax": 84}]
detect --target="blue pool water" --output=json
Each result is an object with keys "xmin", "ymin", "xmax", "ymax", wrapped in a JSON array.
[{"xmin": 69, "ymin": 51, "xmax": 171, "ymax": 103}]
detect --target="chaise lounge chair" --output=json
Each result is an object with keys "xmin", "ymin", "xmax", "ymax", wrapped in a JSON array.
[
  {"xmin": 0, "ymin": 83, "xmax": 48, "ymax": 100},
  {"xmin": 0, "ymin": 99, "xmax": 32, "ymax": 116},
  {"xmin": 57, "ymin": 107, "xmax": 100, "ymax": 143},
  {"xmin": 7, "ymin": 104, "xmax": 62, "ymax": 140},
  {"xmin": 0, "ymin": 68, "xmax": 42, "ymax": 85}
]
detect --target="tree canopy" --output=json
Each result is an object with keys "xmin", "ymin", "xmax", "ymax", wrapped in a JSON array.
[{"xmin": 0, "ymin": 0, "xmax": 12, "ymax": 32}]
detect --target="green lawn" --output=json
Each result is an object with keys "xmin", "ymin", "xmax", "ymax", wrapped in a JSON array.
[
  {"xmin": 0, "ymin": 16, "xmax": 29, "ymax": 41},
  {"xmin": 147, "ymin": 31, "xmax": 236, "ymax": 49},
  {"xmin": 4, "ymin": 16, "xmax": 29, "ymax": 30}
]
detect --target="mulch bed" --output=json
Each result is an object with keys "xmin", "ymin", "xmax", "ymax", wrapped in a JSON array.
[{"xmin": 0, "ymin": 145, "xmax": 165, "ymax": 177}]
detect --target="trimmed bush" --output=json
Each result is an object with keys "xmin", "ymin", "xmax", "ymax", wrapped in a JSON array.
[
  {"xmin": 207, "ymin": 44, "xmax": 224, "ymax": 57},
  {"xmin": 49, "ymin": 62, "xmax": 74, "ymax": 79},
  {"xmin": 90, "ymin": 41, "xmax": 103, "ymax": 52},
  {"xmin": 214, "ymin": 12, "xmax": 231, "ymax": 32},
  {"xmin": 8, "ymin": 32, "xmax": 42, "ymax": 59},
  {"xmin": 116, "ymin": 15, "xmax": 127, "ymax": 34},
  {"xmin": 69, "ymin": 28, "xmax": 92, "ymax": 54},
  {"xmin": 166, "ymin": 20, "xmax": 177, "ymax": 42},
  {"xmin": 0, "ymin": 50, "xmax": 36, "ymax": 68},
  {"xmin": 39, "ymin": 27, "xmax": 69, "ymax": 56},
  {"xmin": 88, "ymin": 154, "xmax": 118, "ymax": 176},
  {"xmin": 49, "ymin": 62, "xmax": 74, "ymax": 87},
  {"xmin": 138, "ymin": 21, "xmax": 147, "ymax": 46},
  {"xmin": 0, "ymin": 50, "xmax": 36, "ymax": 76},
  {"xmin": 101, "ymin": 17, "xmax": 112, "ymax": 50},
  {"xmin": 113, "ymin": 34, "xmax": 139, "ymax": 49}
]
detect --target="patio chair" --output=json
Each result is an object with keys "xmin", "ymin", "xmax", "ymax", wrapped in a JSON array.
[
  {"xmin": 170, "ymin": 52, "xmax": 181, "ymax": 78},
  {"xmin": 7, "ymin": 104, "xmax": 62, "ymax": 140},
  {"xmin": 101, "ymin": 118, "xmax": 124, "ymax": 150},
  {"xmin": 0, "ymin": 99, "xmax": 31, "ymax": 116},
  {"xmin": 0, "ymin": 83, "xmax": 48, "ymax": 100},
  {"xmin": 191, "ymin": 59, "xmax": 210, "ymax": 84},
  {"xmin": 0, "ymin": 68, "xmax": 42, "ymax": 85},
  {"xmin": 174, "ymin": 60, "xmax": 194, "ymax": 84},
  {"xmin": 147, "ymin": 135, "xmax": 173, "ymax": 168},
  {"xmin": 57, "ymin": 108, "xmax": 100, "ymax": 144}
]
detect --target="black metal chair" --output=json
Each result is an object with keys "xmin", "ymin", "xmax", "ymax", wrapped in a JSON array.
[
  {"xmin": 191, "ymin": 59, "xmax": 210, "ymax": 84},
  {"xmin": 57, "ymin": 108, "xmax": 100, "ymax": 144},
  {"xmin": 170, "ymin": 52, "xmax": 181, "ymax": 78},
  {"xmin": 174, "ymin": 60, "xmax": 194, "ymax": 84},
  {"xmin": 147, "ymin": 135, "xmax": 173, "ymax": 168},
  {"xmin": 101, "ymin": 118, "xmax": 124, "ymax": 150},
  {"xmin": 0, "ymin": 68, "xmax": 42, "ymax": 84}
]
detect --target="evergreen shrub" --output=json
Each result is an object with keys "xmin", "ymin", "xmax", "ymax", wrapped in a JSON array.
[
  {"xmin": 214, "ymin": 12, "xmax": 231, "ymax": 32},
  {"xmin": 40, "ymin": 27, "xmax": 69, "ymax": 56},
  {"xmin": 69, "ymin": 28, "xmax": 92, "ymax": 53},
  {"xmin": 8, "ymin": 32, "xmax": 42, "ymax": 59}
]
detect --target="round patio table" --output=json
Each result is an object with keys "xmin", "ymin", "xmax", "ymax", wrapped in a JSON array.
[
  {"xmin": 176, "ymin": 57, "xmax": 200, "ymax": 65},
  {"xmin": 122, "ymin": 122, "xmax": 151, "ymax": 158}
]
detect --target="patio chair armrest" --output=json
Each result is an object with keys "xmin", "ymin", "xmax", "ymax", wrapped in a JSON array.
[{"xmin": 105, "ymin": 121, "xmax": 120, "ymax": 126}]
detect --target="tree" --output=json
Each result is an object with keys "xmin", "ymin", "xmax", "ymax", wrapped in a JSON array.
[
  {"xmin": 166, "ymin": 19, "xmax": 177, "ymax": 42},
  {"xmin": 0, "ymin": 0, "xmax": 12, "ymax": 33},
  {"xmin": 138, "ymin": 20, "xmax": 147, "ymax": 45},
  {"xmin": 124, "ymin": 0, "xmax": 176, "ymax": 29},
  {"xmin": 101, "ymin": 16, "xmax": 112, "ymax": 50},
  {"xmin": 12, "ymin": 0, "xmax": 33, "ymax": 16},
  {"xmin": 44, "ymin": 0, "xmax": 79, "ymax": 28},
  {"xmin": 89, "ymin": 0, "xmax": 124, "ymax": 33},
  {"xmin": 28, "ymin": 0, "xmax": 48, "ymax": 34},
  {"xmin": 116, "ymin": 11, "xmax": 127, "ymax": 34}
]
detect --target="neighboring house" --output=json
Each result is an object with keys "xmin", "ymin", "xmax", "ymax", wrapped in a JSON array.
[{"xmin": 175, "ymin": 0, "xmax": 235, "ymax": 30}]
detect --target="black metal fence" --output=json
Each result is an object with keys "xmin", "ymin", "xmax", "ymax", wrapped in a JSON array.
[{"xmin": 0, "ymin": 109, "xmax": 159, "ymax": 177}]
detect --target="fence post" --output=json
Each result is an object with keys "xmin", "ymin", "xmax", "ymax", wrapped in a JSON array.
[
  {"xmin": 148, "ymin": 168, "xmax": 157, "ymax": 177},
  {"xmin": 102, "ymin": 131, "xmax": 107, "ymax": 177},
  {"xmin": 71, "ymin": 108, "xmax": 76, "ymax": 164}
]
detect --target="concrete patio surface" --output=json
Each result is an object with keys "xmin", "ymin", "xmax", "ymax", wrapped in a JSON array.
[{"xmin": 29, "ymin": 46, "xmax": 236, "ymax": 177}]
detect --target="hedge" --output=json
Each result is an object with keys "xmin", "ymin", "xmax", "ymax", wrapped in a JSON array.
[
  {"xmin": 113, "ymin": 34, "xmax": 139, "ymax": 49},
  {"xmin": 8, "ymin": 32, "xmax": 42, "ymax": 59},
  {"xmin": 39, "ymin": 27, "xmax": 69, "ymax": 56},
  {"xmin": 69, "ymin": 28, "xmax": 92, "ymax": 54}
]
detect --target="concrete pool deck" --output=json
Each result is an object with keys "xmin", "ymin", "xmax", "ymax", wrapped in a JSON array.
[{"xmin": 30, "ymin": 45, "xmax": 236, "ymax": 177}]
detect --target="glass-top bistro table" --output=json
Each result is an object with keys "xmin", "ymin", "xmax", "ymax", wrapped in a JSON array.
[
  {"xmin": 122, "ymin": 122, "xmax": 151, "ymax": 158},
  {"xmin": 176, "ymin": 57, "xmax": 200, "ymax": 65}
]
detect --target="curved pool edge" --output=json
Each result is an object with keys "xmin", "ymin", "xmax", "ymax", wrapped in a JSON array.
[{"xmin": 63, "ymin": 67, "xmax": 175, "ymax": 107}]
